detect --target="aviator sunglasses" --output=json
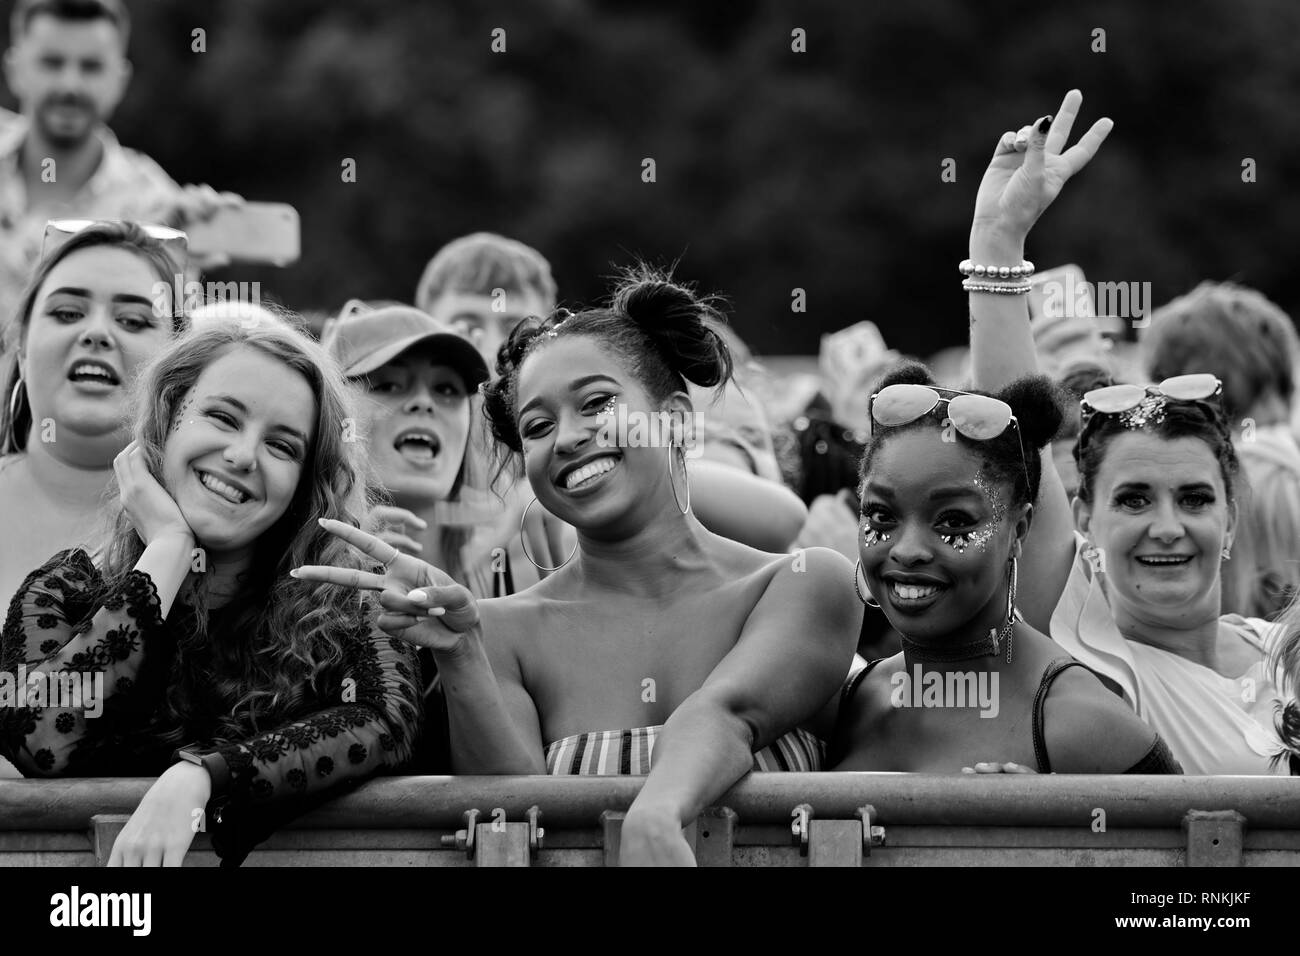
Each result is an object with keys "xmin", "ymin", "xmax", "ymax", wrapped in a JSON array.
[
  {"xmin": 1078, "ymin": 373, "xmax": 1226, "ymax": 447},
  {"xmin": 868, "ymin": 382, "xmax": 1029, "ymax": 489}
]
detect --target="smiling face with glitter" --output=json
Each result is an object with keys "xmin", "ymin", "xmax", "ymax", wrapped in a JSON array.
[{"xmin": 858, "ymin": 429, "xmax": 1029, "ymax": 644}]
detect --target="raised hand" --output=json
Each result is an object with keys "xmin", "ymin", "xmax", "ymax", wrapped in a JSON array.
[
  {"xmin": 971, "ymin": 89, "xmax": 1113, "ymax": 244},
  {"xmin": 364, "ymin": 504, "xmax": 429, "ymax": 556},
  {"xmin": 113, "ymin": 440, "xmax": 194, "ymax": 546},
  {"xmin": 291, "ymin": 517, "xmax": 479, "ymax": 651}
]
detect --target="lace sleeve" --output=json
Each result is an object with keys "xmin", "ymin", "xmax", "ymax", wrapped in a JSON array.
[
  {"xmin": 199, "ymin": 618, "xmax": 423, "ymax": 840},
  {"xmin": 0, "ymin": 549, "xmax": 164, "ymax": 775}
]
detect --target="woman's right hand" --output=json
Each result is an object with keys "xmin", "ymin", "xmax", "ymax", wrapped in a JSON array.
[
  {"xmin": 364, "ymin": 504, "xmax": 428, "ymax": 556},
  {"xmin": 113, "ymin": 441, "xmax": 193, "ymax": 546},
  {"xmin": 292, "ymin": 518, "xmax": 480, "ymax": 653},
  {"xmin": 970, "ymin": 89, "xmax": 1113, "ymax": 245}
]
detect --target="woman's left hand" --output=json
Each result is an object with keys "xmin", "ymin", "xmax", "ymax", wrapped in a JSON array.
[
  {"xmin": 618, "ymin": 806, "xmax": 697, "ymax": 867},
  {"xmin": 961, "ymin": 761, "xmax": 1038, "ymax": 774},
  {"xmin": 108, "ymin": 761, "xmax": 212, "ymax": 866}
]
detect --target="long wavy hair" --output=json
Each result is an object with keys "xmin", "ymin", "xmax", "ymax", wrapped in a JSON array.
[
  {"xmin": 97, "ymin": 320, "xmax": 377, "ymax": 745},
  {"xmin": 1270, "ymin": 595, "xmax": 1300, "ymax": 772},
  {"xmin": 1, "ymin": 221, "xmax": 185, "ymax": 454}
]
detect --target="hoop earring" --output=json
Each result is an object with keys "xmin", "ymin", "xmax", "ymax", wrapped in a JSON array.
[
  {"xmin": 519, "ymin": 497, "xmax": 577, "ymax": 572},
  {"xmin": 854, "ymin": 560, "xmax": 880, "ymax": 609},
  {"xmin": 3, "ymin": 376, "xmax": 24, "ymax": 451},
  {"xmin": 668, "ymin": 443, "xmax": 690, "ymax": 515},
  {"xmin": 6, "ymin": 376, "xmax": 21, "ymax": 422}
]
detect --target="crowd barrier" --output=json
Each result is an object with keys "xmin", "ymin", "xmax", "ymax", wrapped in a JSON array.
[{"xmin": 1, "ymin": 773, "xmax": 1297, "ymax": 866}]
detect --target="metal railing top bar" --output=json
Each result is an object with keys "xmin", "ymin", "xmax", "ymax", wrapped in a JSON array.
[{"xmin": 2, "ymin": 773, "xmax": 1298, "ymax": 831}]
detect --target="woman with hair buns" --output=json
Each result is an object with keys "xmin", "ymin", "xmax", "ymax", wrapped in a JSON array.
[
  {"xmin": 827, "ymin": 363, "xmax": 1182, "ymax": 774},
  {"xmin": 294, "ymin": 266, "xmax": 860, "ymax": 865}
]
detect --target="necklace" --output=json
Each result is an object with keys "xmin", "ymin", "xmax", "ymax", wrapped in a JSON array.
[{"xmin": 900, "ymin": 617, "xmax": 1015, "ymax": 664}]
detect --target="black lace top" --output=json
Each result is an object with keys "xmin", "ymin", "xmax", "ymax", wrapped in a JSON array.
[{"xmin": 0, "ymin": 549, "xmax": 423, "ymax": 862}]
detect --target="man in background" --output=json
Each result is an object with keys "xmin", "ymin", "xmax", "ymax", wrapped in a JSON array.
[{"xmin": 0, "ymin": 0, "xmax": 233, "ymax": 323}]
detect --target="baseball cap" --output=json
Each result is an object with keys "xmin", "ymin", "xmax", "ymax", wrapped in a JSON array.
[{"xmin": 323, "ymin": 302, "xmax": 490, "ymax": 389}]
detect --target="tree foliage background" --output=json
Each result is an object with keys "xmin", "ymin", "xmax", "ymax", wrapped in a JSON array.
[{"xmin": 5, "ymin": 0, "xmax": 1296, "ymax": 359}]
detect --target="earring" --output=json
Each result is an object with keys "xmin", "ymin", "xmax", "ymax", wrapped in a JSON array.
[
  {"xmin": 667, "ymin": 443, "xmax": 690, "ymax": 514},
  {"xmin": 1221, "ymin": 546, "xmax": 1232, "ymax": 561},
  {"xmin": 2, "ymin": 376, "xmax": 24, "ymax": 452},
  {"xmin": 854, "ymin": 560, "xmax": 880, "ymax": 608},
  {"xmin": 519, "ymin": 497, "xmax": 577, "ymax": 572},
  {"xmin": 1006, "ymin": 556, "xmax": 1018, "ymax": 627}
]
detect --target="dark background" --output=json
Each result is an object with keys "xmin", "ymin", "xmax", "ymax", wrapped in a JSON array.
[{"xmin": 5, "ymin": 0, "xmax": 1296, "ymax": 358}]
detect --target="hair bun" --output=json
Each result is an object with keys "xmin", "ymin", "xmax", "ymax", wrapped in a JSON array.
[
  {"xmin": 612, "ymin": 266, "xmax": 732, "ymax": 388},
  {"xmin": 876, "ymin": 361, "xmax": 937, "ymax": 391},
  {"xmin": 996, "ymin": 375, "xmax": 1066, "ymax": 450}
]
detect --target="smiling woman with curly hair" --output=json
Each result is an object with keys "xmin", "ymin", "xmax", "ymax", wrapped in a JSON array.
[{"xmin": 0, "ymin": 319, "xmax": 422, "ymax": 866}]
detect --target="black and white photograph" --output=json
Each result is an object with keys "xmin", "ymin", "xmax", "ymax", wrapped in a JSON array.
[{"xmin": 0, "ymin": 0, "xmax": 1296, "ymax": 936}]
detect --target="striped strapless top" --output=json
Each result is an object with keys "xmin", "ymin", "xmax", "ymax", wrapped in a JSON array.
[{"xmin": 545, "ymin": 725, "xmax": 824, "ymax": 775}]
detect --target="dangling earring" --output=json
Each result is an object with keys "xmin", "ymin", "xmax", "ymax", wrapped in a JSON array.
[
  {"xmin": 1006, "ymin": 556, "xmax": 1018, "ymax": 627},
  {"xmin": 667, "ymin": 443, "xmax": 690, "ymax": 514},
  {"xmin": 993, "ymin": 561, "xmax": 1013, "ymax": 665},
  {"xmin": 1221, "ymin": 545, "xmax": 1232, "ymax": 561},
  {"xmin": 519, "ymin": 497, "xmax": 577, "ymax": 572},
  {"xmin": 854, "ymin": 560, "xmax": 880, "ymax": 609}
]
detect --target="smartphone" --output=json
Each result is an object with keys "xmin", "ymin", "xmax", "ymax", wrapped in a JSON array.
[{"xmin": 185, "ymin": 202, "xmax": 300, "ymax": 266}]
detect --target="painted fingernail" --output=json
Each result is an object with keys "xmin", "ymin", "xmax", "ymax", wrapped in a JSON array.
[
  {"xmin": 1037, "ymin": 116, "xmax": 1052, "ymax": 133},
  {"xmin": 288, "ymin": 569, "xmax": 300, "ymax": 578},
  {"xmin": 407, "ymin": 589, "xmax": 427, "ymax": 602},
  {"xmin": 317, "ymin": 518, "xmax": 328, "ymax": 527},
  {"xmin": 427, "ymin": 607, "xmax": 446, "ymax": 617}
]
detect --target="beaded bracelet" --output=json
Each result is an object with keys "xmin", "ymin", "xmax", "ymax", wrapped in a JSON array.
[
  {"xmin": 962, "ymin": 279, "xmax": 1033, "ymax": 295},
  {"xmin": 959, "ymin": 259, "xmax": 1036, "ymax": 280}
]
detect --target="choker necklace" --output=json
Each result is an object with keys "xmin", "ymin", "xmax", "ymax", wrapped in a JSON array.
[{"xmin": 900, "ymin": 617, "xmax": 1015, "ymax": 664}]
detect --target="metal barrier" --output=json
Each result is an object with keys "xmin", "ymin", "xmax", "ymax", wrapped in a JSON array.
[{"xmin": 1, "ymin": 773, "xmax": 1297, "ymax": 866}]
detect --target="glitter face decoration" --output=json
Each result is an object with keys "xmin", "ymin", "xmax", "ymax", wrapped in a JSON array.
[
  {"xmin": 939, "ymin": 471, "xmax": 1007, "ymax": 554},
  {"xmin": 862, "ymin": 526, "xmax": 891, "ymax": 548},
  {"xmin": 599, "ymin": 395, "xmax": 618, "ymax": 416}
]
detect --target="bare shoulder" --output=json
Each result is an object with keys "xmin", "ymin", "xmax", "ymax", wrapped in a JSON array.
[
  {"xmin": 1041, "ymin": 664, "xmax": 1158, "ymax": 773},
  {"xmin": 475, "ymin": 590, "xmax": 544, "ymax": 669},
  {"xmin": 761, "ymin": 545, "xmax": 856, "ymax": 593}
]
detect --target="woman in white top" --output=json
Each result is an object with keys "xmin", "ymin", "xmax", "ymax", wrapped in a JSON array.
[
  {"xmin": 0, "ymin": 221, "xmax": 186, "ymax": 610},
  {"xmin": 961, "ymin": 90, "xmax": 1288, "ymax": 774}
]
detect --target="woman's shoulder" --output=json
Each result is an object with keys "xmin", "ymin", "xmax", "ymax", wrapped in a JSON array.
[
  {"xmin": 1219, "ymin": 612, "xmax": 1278, "ymax": 650},
  {"xmin": 21, "ymin": 548, "xmax": 100, "ymax": 587},
  {"xmin": 1039, "ymin": 661, "xmax": 1159, "ymax": 772}
]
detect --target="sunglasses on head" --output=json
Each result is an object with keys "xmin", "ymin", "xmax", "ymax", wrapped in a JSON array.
[
  {"xmin": 869, "ymin": 382, "xmax": 1029, "ymax": 483},
  {"xmin": 1079, "ymin": 374, "xmax": 1224, "ymax": 434},
  {"xmin": 42, "ymin": 218, "xmax": 189, "ymax": 267}
]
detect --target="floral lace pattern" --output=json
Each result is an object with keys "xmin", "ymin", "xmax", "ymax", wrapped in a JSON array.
[{"xmin": 0, "ymin": 549, "xmax": 422, "ymax": 857}]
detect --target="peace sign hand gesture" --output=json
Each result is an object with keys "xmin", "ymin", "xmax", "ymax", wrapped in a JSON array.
[
  {"xmin": 291, "ymin": 517, "xmax": 480, "ymax": 652},
  {"xmin": 971, "ymin": 89, "xmax": 1114, "ymax": 244}
]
